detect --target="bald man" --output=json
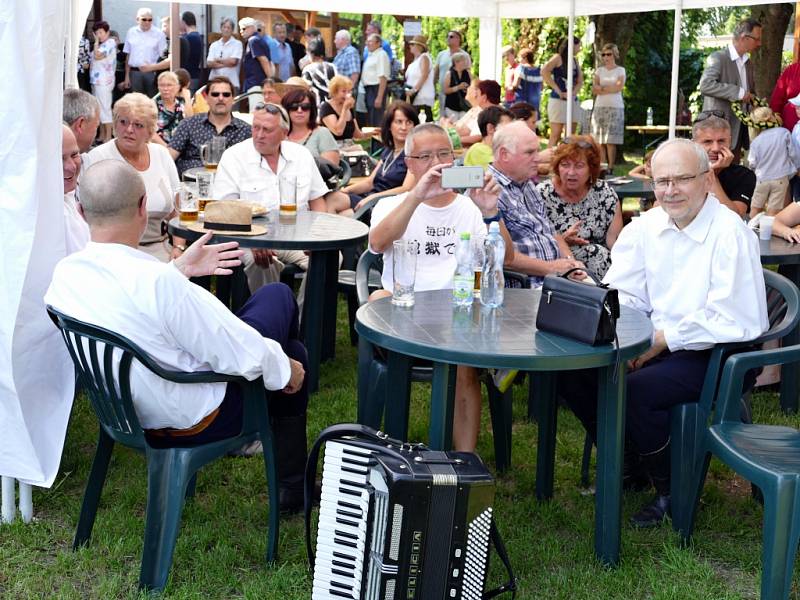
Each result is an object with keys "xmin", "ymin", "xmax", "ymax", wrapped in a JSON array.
[{"xmin": 45, "ymin": 160, "xmax": 313, "ymax": 513}]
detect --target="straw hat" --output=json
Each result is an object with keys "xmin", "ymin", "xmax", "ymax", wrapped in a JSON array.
[
  {"xmin": 408, "ymin": 35, "xmax": 428, "ymax": 52},
  {"xmin": 187, "ymin": 201, "xmax": 267, "ymax": 236}
]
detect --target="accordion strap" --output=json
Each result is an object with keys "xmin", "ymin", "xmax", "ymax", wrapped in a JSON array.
[
  {"xmin": 483, "ymin": 520, "xmax": 518, "ymax": 599},
  {"xmin": 304, "ymin": 423, "xmax": 418, "ymax": 570}
]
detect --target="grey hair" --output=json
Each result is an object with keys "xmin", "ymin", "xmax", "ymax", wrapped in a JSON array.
[
  {"xmin": 451, "ymin": 51, "xmax": 469, "ymax": 65},
  {"xmin": 136, "ymin": 7, "xmax": 153, "ymax": 18},
  {"xmin": 367, "ymin": 33, "xmax": 382, "ymax": 44},
  {"xmin": 492, "ymin": 121, "xmax": 531, "ymax": 155},
  {"xmin": 651, "ymin": 138, "xmax": 710, "ymax": 176},
  {"xmin": 404, "ymin": 123, "xmax": 452, "ymax": 156},
  {"xmin": 733, "ymin": 18, "xmax": 762, "ymax": 40},
  {"xmin": 254, "ymin": 102, "xmax": 290, "ymax": 131},
  {"xmin": 368, "ymin": 20, "xmax": 382, "ymax": 33},
  {"xmin": 692, "ymin": 115, "xmax": 731, "ymax": 138},
  {"xmin": 220, "ymin": 17, "xmax": 235, "ymax": 30},
  {"xmin": 335, "ymin": 29, "xmax": 351, "ymax": 43},
  {"xmin": 63, "ymin": 88, "xmax": 99, "ymax": 125},
  {"xmin": 157, "ymin": 70, "xmax": 179, "ymax": 85},
  {"xmin": 79, "ymin": 160, "xmax": 146, "ymax": 225}
]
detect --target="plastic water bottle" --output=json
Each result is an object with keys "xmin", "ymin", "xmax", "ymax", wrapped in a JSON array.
[
  {"xmin": 646, "ymin": 106, "xmax": 654, "ymax": 127},
  {"xmin": 453, "ymin": 232, "xmax": 473, "ymax": 306},
  {"xmin": 480, "ymin": 222, "xmax": 505, "ymax": 308}
]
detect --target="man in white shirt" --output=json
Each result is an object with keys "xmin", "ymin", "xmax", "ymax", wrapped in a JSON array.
[
  {"xmin": 206, "ymin": 18, "xmax": 243, "ymax": 93},
  {"xmin": 559, "ymin": 138, "xmax": 768, "ymax": 527},
  {"xmin": 62, "ymin": 125, "xmax": 90, "ymax": 255},
  {"xmin": 121, "ymin": 7, "xmax": 168, "ymax": 97},
  {"xmin": 369, "ymin": 123, "xmax": 514, "ymax": 452},
  {"xmin": 213, "ymin": 102, "xmax": 327, "ymax": 295},
  {"xmin": 45, "ymin": 159, "xmax": 312, "ymax": 513},
  {"xmin": 698, "ymin": 18, "xmax": 761, "ymax": 161},
  {"xmin": 361, "ymin": 34, "xmax": 391, "ymax": 126}
]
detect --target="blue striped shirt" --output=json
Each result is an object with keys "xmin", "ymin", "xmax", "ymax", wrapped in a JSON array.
[{"xmin": 489, "ymin": 165, "xmax": 560, "ymax": 287}]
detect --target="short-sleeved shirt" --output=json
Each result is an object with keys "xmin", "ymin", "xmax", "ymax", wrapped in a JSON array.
[
  {"xmin": 168, "ymin": 113, "xmax": 252, "ymax": 175},
  {"xmin": 212, "ymin": 139, "xmax": 328, "ymax": 212},
  {"xmin": 463, "ymin": 142, "xmax": 493, "ymax": 168},
  {"xmin": 361, "ymin": 48, "xmax": 390, "ymax": 86},
  {"xmin": 243, "ymin": 35, "xmax": 271, "ymax": 91},
  {"xmin": 302, "ymin": 61, "xmax": 338, "ymax": 106},
  {"xmin": 156, "ymin": 97, "xmax": 186, "ymax": 144},
  {"xmin": 207, "ymin": 37, "xmax": 243, "ymax": 89},
  {"xmin": 718, "ymin": 164, "xmax": 756, "ymax": 210},
  {"xmin": 298, "ymin": 127, "xmax": 339, "ymax": 161},
  {"xmin": 370, "ymin": 192, "xmax": 485, "ymax": 292},
  {"xmin": 272, "ymin": 41, "xmax": 295, "ymax": 81},
  {"xmin": 319, "ymin": 101, "xmax": 355, "ymax": 140},
  {"xmin": 123, "ymin": 26, "xmax": 167, "ymax": 67},
  {"xmin": 333, "ymin": 44, "xmax": 361, "ymax": 79},
  {"xmin": 489, "ymin": 164, "xmax": 559, "ymax": 287},
  {"xmin": 90, "ymin": 38, "xmax": 117, "ymax": 87},
  {"xmin": 181, "ymin": 31, "xmax": 204, "ymax": 78}
]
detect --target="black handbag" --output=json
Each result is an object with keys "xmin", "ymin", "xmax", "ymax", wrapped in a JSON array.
[{"xmin": 536, "ymin": 268, "xmax": 620, "ymax": 346}]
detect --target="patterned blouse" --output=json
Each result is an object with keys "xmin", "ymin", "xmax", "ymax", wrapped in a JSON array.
[
  {"xmin": 156, "ymin": 97, "xmax": 186, "ymax": 144},
  {"xmin": 537, "ymin": 179, "xmax": 619, "ymax": 278}
]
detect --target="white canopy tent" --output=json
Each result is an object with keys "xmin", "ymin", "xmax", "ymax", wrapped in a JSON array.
[{"xmin": 0, "ymin": 0, "xmax": 782, "ymax": 518}]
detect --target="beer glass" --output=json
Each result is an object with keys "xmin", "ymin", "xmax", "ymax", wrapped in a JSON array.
[
  {"xmin": 196, "ymin": 170, "xmax": 214, "ymax": 198},
  {"xmin": 200, "ymin": 136, "xmax": 226, "ymax": 171},
  {"xmin": 279, "ymin": 175, "xmax": 297, "ymax": 217},
  {"xmin": 176, "ymin": 184, "xmax": 198, "ymax": 222}
]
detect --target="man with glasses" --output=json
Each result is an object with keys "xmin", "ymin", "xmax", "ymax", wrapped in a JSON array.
[
  {"xmin": 691, "ymin": 112, "xmax": 756, "ymax": 217},
  {"xmin": 212, "ymin": 102, "xmax": 327, "ymax": 295},
  {"xmin": 121, "ymin": 8, "xmax": 167, "ymax": 97},
  {"xmin": 698, "ymin": 18, "xmax": 761, "ymax": 162},
  {"xmin": 489, "ymin": 121, "xmax": 586, "ymax": 286},
  {"xmin": 559, "ymin": 138, "xmax": 767, "ymax": 528},
  {"xmin": 434, "ymin": 30, "xmax": 472, "ymax": 116},
  {"xmin": 369, "ymin": 123, "xmax": 514, "ymax": 453},
  {"xmin": 239, "ymin": 17, "xmax": 273, "ymax": 104},
  {"xmin": 168, "ymin": 77, "xmax": 251, "ymax": 176}
]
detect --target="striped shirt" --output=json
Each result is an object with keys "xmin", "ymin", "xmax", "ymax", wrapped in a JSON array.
[{"xmin": 489, "ymin": 165, "xmax": 560, "ymax": 287}]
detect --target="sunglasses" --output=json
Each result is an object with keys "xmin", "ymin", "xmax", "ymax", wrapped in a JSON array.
[
  {"xmin": 560, "ymin": 137, "xmax": 593, "ymax": 150},
  {"xmin": 253, "ymin": 102, "xmax": 290, "ymax": 125},
  {"xmin": 139, "ymin": 17, "xmax": 153, "ymax": 22},
  {"xmin": 288, "ymin": 103, "xmax": 313, "ymax": 112},
  {"xmin": 209, "ymin": 91, "xmax": 233, "ymax": 98},
  {"xmin": 694, "ymin": 109, "xmax": 725, "ymax": 123},
  {"xmin": 600, "ymin": 52, "xmax": 613, "ymax": 56}
]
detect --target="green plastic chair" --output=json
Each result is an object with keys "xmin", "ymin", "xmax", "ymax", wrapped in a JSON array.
[
  {"xmin": 47, "ymin": 306, "xmax": 280, "ymax": 593},
  {"xmin": 354, "ymin": 250, "xmax": 528, "ymax": 472},
  {"xmin": 683, "ymin": 343, "xmax": 800, "ymax": 600},
  {"xmin": 671, "ymin": 268, "xmax": 800, "ymax": 540}
]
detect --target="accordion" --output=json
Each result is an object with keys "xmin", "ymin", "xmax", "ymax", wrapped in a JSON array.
[{"xmin": 305, "ymin": 425, "xmax": 511, "ymax": 600}]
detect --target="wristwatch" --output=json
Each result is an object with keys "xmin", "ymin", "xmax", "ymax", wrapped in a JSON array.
[{"xmin": 483, "ymin": 211, "xmax": 502, "ymax": 225}]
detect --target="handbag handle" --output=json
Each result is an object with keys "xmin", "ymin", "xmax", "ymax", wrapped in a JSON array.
[{"xmin": 557, "ymin": 267, "xmax": 607, "ymax": 288}]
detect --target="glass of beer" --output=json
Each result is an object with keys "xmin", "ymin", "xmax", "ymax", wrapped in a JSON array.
[
  {"xmin": 472, "ymin": 236, "xmax": 485, "ymax": 297},
  {"xmin": 196, "ymin": 170, "xmax": 214, "ymax": 197},
  {"xmin": 200, "ymin": 136, "xmax": 226, "ymax": 171},
  {"xmin": 279, "ymin": 175, "xmax": 297, "ymax": 217},
  {"xmin": 176, "ymin": 185, "xmax": 198, "ymax": 222}
]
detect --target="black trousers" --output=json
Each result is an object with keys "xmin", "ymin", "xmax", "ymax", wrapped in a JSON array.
[
  {"xmin": 147, "ymin": 283, "xmax": 308, "ymax": 448},
  {"xmin": 558, "ymin": 349, "xmax": 712, "ymax": 454}
]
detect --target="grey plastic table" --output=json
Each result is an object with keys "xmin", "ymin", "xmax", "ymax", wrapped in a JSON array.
[
  {"xmin": 169, "ymin": 211, "xmax": 368, "ymax": 393},
  {"xmin": 355, "ymin": 288, "xmax": 652, "ymax": 566},
  {"xmin": 760, "ymin": 236, "xmax": 800, "ymax": 413}
]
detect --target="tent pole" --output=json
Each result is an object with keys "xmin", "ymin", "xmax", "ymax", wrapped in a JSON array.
[
  {"xmin": 668, "ymin": 0, "xmax": 682, "ymax": 139},
  {"xmin": 566, "ymin": 0, "xmax": 575, "ymax": 137}
]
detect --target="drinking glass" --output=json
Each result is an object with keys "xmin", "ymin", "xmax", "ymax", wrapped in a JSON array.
[{"xmin": 391, "ymin": 240, "xmax": 418, "ymax": 306}]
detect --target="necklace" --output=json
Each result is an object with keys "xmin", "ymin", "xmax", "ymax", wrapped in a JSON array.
[{"xmin": 381, "ymin": 148, "xmax": 402, "ymax": 177}]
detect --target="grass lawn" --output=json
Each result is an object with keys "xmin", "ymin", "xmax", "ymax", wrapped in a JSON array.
[{"xmin": 3, "ymin": 299, "xmax": 800, "ymax": 599}]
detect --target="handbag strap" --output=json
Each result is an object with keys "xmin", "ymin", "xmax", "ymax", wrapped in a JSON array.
[
  {"xmin": 482, "ymin": 520, "xmax": 518, "ymax": 599},
  {"xmin": 304, "ymin": 424, "xmax": 425, "ymax": 570}
]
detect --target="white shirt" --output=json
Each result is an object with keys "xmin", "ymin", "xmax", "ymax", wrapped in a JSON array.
[
  {"xmin": 748, "ymin": 127, "xmax": 800, "ymax": 182},
  {"xmin": 593, "ymin": 66, "xmax": 626, "ymax": 109},
  {"xmin": 63, "ymin": 191, "xmax": 90, "ymax": 255},
  {"xmin": 207, "ymin": 37, "xmax": 243, "ymax": 89},
  {"xmin": 123, "ymin": 26, "xmax": 167, "ymax": 67},
  {"xmin": 370, "ymin": 192, "xmax": 486, "ymax": 292},
  {"xmin": 728, "ymin": 44, "xmax": 749, "ymax": 101},
  {"xmin": 213, "ymin": 139, "xmax": 328, "ymax": 212},
  {"xmin": 405, "ymin": 53, "xmax": 435, "ymax": 106},
  {"xmin": 361, "ymin": 48, "xmax": 390, "ymax": 86},
  {"xmin": 603, "ymin": 195, "xmax": 768, "ymax": 351},
  {"xmin": 44, "ymin": 243, "xmax": 291, "ymax": 430},
  {"xmin": 83, "ymin": 142, "xmax": 180, "ymax": 244}
]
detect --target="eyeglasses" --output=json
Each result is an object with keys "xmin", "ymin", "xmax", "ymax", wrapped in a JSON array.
[
  {"xmin": 117, "ymin": 117, "xmax": 147, "ymax": 130},
  {"xmin": 209, "ymin": 91, "xmax": 232, "ymax": 98},
  {"xmin": 652, "ymin": 171, "xmax": 708, "ymax": 190},
  {"xmin": 560, "ymin": 137, "xmax": 593, "ymax": 150},
  {"xmin": 288, "ymin": 103, "xmax": 313, "ymax": 112},
  {"xmin": 406, "ymin": 149, "xmax": 454, "ymax": 163},
  {"xmin": 139, "ymin": 18, "xmax": 152, "ymax": 22},
  {"xmin": 694, "ymin": 109, "xmax": 725, "ymax": 123}
]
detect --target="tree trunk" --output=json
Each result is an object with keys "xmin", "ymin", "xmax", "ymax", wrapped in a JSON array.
[
  {"xmin": 750, "ymin": 3, "xmax": 794, "ymax": 98},
  {"xmin": 592, "ymin": 13, "xmax": 639, "ymax": 66}
]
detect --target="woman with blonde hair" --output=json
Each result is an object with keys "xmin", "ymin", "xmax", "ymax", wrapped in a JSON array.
[
  {"xmin": 83, "ymin": 93, "xmax": 182, "ymax": 262},
  {"xmin": 320, "ymin": 75, "xmax": 369, "ymax": 142},
  {"xmin": 591, "ymin": 43, "xmax": 626, "ymax": 170}
]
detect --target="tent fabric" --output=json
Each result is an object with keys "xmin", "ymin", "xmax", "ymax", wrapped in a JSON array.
[{"xmin": 0, "ymin": 0, "xmax": 78, "ymax": 488}]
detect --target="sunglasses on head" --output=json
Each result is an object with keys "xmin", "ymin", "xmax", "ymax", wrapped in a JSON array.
[
  {"xmin": 253, "ymin": 102, "xmax": 289, "ymax": 125},
  {"xmin": 560, "ymin": 137, "xmax": 593, "ymax": 150},
  {"xmin": 694, "ymin": 109, "xmax": 725, "ymax": 123},
  {"xmin": 209, "ymin": 91, "xmax": 232, "ymax": 98},
  {"xmin": 288, "ymin": 103, "xmax": 313, "ymax": 112}
]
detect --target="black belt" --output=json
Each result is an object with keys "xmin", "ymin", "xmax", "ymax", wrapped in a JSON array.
[{"xmin": 130, "ymin": 66, "xmax": 141, "ymax": 72}]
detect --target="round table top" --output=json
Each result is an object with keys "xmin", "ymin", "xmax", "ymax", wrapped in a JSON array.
[
  {"xmin": 181, "ymin": 166, "xmax": 211, "ymax": 182},
  {"xmin": 355, "ymin": 289, "xmax": 653, "ymax": 371},
  {"xmin": 168, "ymin": 211, "xmax": 368, "ymax": 250},
  {"xmin": 760, "ymin": 236, "xmax": 800, "ymax": 265},
  {"xmin": 609, "ymin": 179, "xmax": 654, "ymax": 199}
]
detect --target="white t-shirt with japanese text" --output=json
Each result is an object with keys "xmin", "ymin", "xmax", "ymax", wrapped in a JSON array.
[{"xmin": 370, "ymin": 192, "xmax": 485, "ymax": 292}]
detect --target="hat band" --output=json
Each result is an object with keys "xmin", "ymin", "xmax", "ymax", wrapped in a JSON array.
[{"xmin": 204, "ymin": 221, "xmax": 252, "ymax": 232}]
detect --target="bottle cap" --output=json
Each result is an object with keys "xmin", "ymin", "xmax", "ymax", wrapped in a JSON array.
[
  {"xmin": 460, "ymin": 232, "xmax": 471, "ymax": 240},
  {"xmin": 488, "ymin": 221, "xmax": 500, "ymax": 232}
]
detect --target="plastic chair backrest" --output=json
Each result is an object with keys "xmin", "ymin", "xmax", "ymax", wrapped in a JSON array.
[
  {"xmin": 47, "ymin": 306, "xmax": 242, "ymax": 448},
  {"xmin": 355, "ymin": 251, "xmax": 384, "ymax": 306}
]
